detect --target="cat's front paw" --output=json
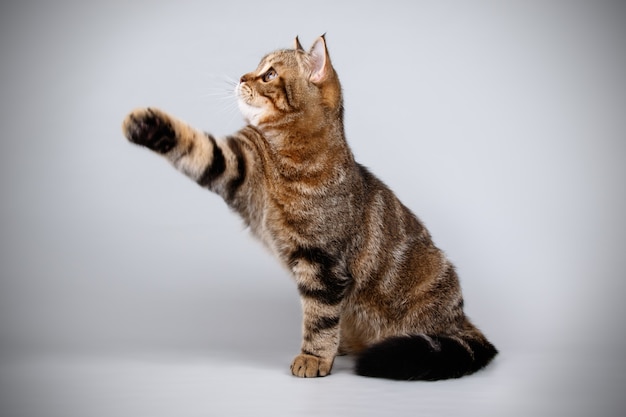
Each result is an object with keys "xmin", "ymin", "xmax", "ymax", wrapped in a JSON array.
[
  {"xmin": 122, "ymin": 107, "xmax": 177, "ymax": 154},
  {"xmin": 290, "ymin": 353, "xmax": 333, "ymax": 378}
]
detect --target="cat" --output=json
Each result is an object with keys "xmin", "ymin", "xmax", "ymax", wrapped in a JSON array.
[{"xmin": 122, "ymin": 35, "xmax": 497, "ymax": 380}]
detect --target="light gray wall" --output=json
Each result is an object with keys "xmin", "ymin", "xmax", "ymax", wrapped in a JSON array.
[{"xmin": 1, "ymin": 0, "xmax": 625, "ymax": 360}]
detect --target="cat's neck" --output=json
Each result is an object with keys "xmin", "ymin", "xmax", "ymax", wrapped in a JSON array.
[{"xmin": 259, "ymin": 117, "xmax": 353, "ymax": 182}]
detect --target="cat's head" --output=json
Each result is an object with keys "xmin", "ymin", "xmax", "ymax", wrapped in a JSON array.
[{"xmin": 236, "ymin": 35, "xmax": 342, "ymax": 130}]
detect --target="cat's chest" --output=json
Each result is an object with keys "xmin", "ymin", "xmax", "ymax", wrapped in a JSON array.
[{"xmin": 251, "ymin": 189, "xmax": 342, "ymax": 255}]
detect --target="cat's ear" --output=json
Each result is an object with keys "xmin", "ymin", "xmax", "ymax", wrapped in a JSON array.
[
  {"xmin": 309, "ymin": 35, "xmax": 331, "ymax": 84},
  {"xmin": 294, "ymin": 36, "xmax": 304, "ymax": 51}
]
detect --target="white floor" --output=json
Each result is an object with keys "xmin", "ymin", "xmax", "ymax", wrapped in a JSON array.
[{"xmin": 1, "ymin": 347, "xmax": 624, "ymax": 417}]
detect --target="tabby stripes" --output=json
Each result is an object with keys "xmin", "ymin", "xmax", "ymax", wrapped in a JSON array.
[
  {"xmin": 304, "ymin": 316, "xmax": 341, "ymax": 342},
  {"xmin": 194, "ymin": 134, "xmax": 248, "ymax": 204},
  {"xmin": 197, "ymin": 134, "xmax": 226, "ymax": 187},
  {"xmin": 224, "ymin": 137, "xmax": 247, "ymax": 200},
  {"xmin": 289, "ymin": 247, "xmax": 351, "ymax": 306}
]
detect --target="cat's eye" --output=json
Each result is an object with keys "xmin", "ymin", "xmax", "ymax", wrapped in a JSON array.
[{"xmin": 262, "ymin": 68, "xmax": 278, "ymax": 82}]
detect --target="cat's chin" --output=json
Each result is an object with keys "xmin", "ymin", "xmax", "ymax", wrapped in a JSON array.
[
  {"xmin": 235, "ymin": 84, "xmax": 262, "ymax": 126},
  {"xmin": 237, "ymin": 100, "xmax": 264, "ymax": 127}
]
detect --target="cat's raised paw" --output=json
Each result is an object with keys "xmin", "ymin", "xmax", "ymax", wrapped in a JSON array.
[
  {"xmin": 122, "ymin": 108, "xmax": 177, "ymax": 154},
  {"xmin": 290, "ymin": 353, "xmax": 333, "ymax": 378}
]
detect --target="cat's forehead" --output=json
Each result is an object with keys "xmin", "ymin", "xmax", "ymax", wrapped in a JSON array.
[{"xmin": 256, "ymin": 49, "xmax": 302, "ymax": 72}]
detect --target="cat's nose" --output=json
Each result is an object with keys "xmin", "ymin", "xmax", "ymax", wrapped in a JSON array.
[{"xmin": 239, "ymin": 74, "xmax": 248, "ymax": 83}]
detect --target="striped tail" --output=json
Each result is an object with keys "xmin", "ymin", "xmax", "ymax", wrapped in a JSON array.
[{"xmin": 355, "ymin": 334, "xmax": 497, "ymax": 381}]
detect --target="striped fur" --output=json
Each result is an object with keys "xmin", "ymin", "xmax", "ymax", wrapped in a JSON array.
[{"xmin": 122, "ymin": 36, "xmax": 497, "ymax": 380}]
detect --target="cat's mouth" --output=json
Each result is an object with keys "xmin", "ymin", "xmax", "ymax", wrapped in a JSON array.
[
  {"xmin": 235, "ymin": 83, "xmax": 256, "ymax": 106},
  {"xmin": 236, "ymin": 92, "xmax": 261, "ymax": 126},
  {"xmin": 236, "ymin": 83, "xmax": 266, "ymax": 126}
]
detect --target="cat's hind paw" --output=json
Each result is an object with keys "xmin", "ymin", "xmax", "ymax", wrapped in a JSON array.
[
  {"xmin": 290, "ymin": 353, "xmax": 333, "ymax": 378},
  {"xmin": 122, "ymin": 107, "xmax": 177, "ymax": 154}
]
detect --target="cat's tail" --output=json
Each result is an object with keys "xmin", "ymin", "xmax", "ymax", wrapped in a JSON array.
[{"xmin": 355, "ymin": 334, "xmax": 497, "ymax": 381}]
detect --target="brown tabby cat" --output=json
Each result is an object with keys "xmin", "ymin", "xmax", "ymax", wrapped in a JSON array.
[{"xmin": 122, "ymin": 35, "xmax": 497, "ymax": 380}]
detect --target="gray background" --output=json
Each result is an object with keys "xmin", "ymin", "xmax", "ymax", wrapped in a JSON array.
[{"xmin": 1, "ymin": 1, "xmax": 625, "ymax": 416}]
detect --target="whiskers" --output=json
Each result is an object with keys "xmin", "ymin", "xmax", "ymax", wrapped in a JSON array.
[
  {"xmin": 200, "ymin": 74, "xmax": 243, "ymax": 130},
  {"xmin": 200, "ymin": 74, "xmax": 238, "ymax": 100}
]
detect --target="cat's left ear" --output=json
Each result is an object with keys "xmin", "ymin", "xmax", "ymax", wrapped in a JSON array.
[
  {"xmin": 294, "ymin": 36, "xmax": 305, "ymax": 51},
  {"xmin": 309, "ymin": 35, "xmax": 332, "ymax": 84}
]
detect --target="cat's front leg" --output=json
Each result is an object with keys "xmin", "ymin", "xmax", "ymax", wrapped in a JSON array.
[
  {"xmin": 289, "ymin": 247, "xmax": 351, "ymax": 378},
  {"xmin": 122, "ymin": 107, "xmax": 252, "ymax": 208},
  {"xmin": 123, "ymin": 107, "xmax": 184, "ymax": 154},
  {"xmin": 290, "ymin": 296, "xmax": 339, "ymax": 377},
  {"xmin": 123, "ymin": 107, "xmax": 216, "ymax": 185},
  {"xmin": 123, "ymin": 106, "xmax": 223, "ymax": 183}
]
